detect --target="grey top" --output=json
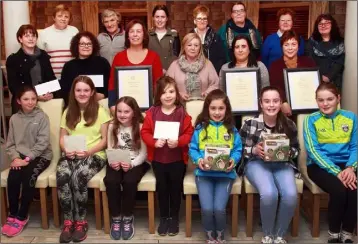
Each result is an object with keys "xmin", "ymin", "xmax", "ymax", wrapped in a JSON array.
[{"xmin": 97, "ymin": 31, "xmax": 125, "ymax": 65}]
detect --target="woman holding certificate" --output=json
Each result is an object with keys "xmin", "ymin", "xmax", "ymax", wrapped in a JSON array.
[
  {"xmin": 304, "ymin": 83, "xmax": 356, "ymax": 244},
  {"xmin": 57, "ymin": 76, "xmax": 111, "ymax": 243},
  {"xmin": 108, "ymin": 19, "xmax": 163, "ymax": 113},
  {"xmin": 269, "ymin": 30, "xmax": 316, "ymax": 117},
  {"xmin": 239, "ymin": 86, "xmax": 299, "ymax": 244},
  {"xmin": 60, "ymin": 31, "xmax": 111, "ymax": 106},
  {"xmin": 166, "ymin": 33, "xmax": 219, "ymax": 101}
]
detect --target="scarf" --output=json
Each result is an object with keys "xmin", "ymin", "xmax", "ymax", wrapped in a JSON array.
[
  {"xmin": 284, "ymin": 56, "xmax": 298, "ymax": 69},
  {"xmin": 225, "ymin": 18, "xmax": 259, "ymax": 50},
  {"xmin": 178, "ymin": 54, "xmax": 206, "ymax": 97},
  {"xmin": 309, "ymin": 37, "xmax": 345, "ymax": 65},
  {"xmin": 25, "ymin": 47, "xmax": 42, "ymax": 86}
]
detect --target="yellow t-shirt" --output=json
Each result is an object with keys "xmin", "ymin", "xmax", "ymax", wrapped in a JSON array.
[{"xmin": 61, "ymin": 106, "xmax": 111, "ymax": 159}]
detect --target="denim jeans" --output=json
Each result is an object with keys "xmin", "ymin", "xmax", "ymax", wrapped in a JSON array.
[
  {"xmin": 245, "ymin": 159, "xmax": 297, "ymax": 237},
  {"xmin": 195, "ymin": 176, "xmax": 233, "ymax": 238}
]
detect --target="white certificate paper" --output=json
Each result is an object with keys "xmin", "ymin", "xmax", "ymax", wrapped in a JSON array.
[
  {"xmin": 35, "ymin": 79, "xmax": 61, "ymax": 96},
  {"xmin": 106, "ymin": 149, "xmax": 131, "ymax": 165},
  {"xmin": 154, "ymin": 121, "xmax": 180, "ymax": 140},
  {"xmin": 64, "ymin": 135, "xmax": 87, "ymax": 152},
  {"xmin": 83, "ymin": 75, "xmax": 104, "ymax": 87}
]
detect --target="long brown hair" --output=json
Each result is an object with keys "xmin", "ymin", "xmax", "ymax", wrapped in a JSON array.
[
  {"xmin": 153, "ymin": 76, "xmax": 182, "ymax": 106},
  {"xmin": 111, "ymin": 96, "xmax": 144, "ymax": 150},
  {"xmin": 66, "ymin": 76, "xmax": 99, "ymax": 130},
  {"xmin": 315, "ymin": 82, "xmax": 340, "ymax": 98},
  {"xmin": 195, "ymin": 89, "xmax": 235, "ymax": 141}
]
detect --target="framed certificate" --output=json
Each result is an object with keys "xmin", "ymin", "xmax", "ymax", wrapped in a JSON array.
[
  {"xmin": 222, "ymin": 67, "xmax": 260, "ymax": 114},
  {"xmin": 284, "ymin": 67, "xmax": 320, "ymax": 113},
  {"xmin": 115, "ymin": 66, "xmax": 153, "ymax": 111}
]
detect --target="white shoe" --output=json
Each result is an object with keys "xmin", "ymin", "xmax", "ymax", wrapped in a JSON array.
[
  {"xmin": 274, "ymin": 237, "xmax": 287, "ymax": 243},
  {"xmin": 261, "ymin": 236, "xmax": 274, "ymax": 243}
]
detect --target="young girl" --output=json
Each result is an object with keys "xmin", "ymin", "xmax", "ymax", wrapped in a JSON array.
[
  {"xmin": 104, "ymin": 96, "xmax": 149, "ymax": 240},
  {"xmin": 304, "ymin": 83, "xmax": 356, "ymax": 243},
  {"xmin": 2, "ymin": 85, "xmax": 52, "ymax": 237},
  {"xmin": 239, "ymin": 86, "xmax": 299, "ymax": 244},
  {"xmin": 189, "ymin": 89, "xmax": 242, "ymax": 243},
  {"xmin": 141, "ymin": 76, "xmax": 194, "ymax": 236},
  {"xmin": 57, "ymin": 76, "xmax": 111, "ymax": 243}
]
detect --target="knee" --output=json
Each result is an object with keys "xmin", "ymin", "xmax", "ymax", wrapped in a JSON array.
[
  {"xmin": 103, "ymin": 176, "xmax": 121, "ymax": 189},
  {"xmin": 280, "ymin": 188, "xmax": 298, "ymax": 206},
  {"xmin": 122, "ymin": 180, "xmax": 138, "ymax": 190},
  {"xmin": 201, "ymin": 209, "xmax": 214, "ymax": 217},
  {"xmin": 260, "ymin": 188, "xmax": 278, "ymax": 206},
  {"xmin": 56, "ymin": 171, "xmax": 71, "ymax": 188}
]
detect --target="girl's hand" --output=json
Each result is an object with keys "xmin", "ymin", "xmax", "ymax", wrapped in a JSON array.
[
  {"xmin": 167, "ymin": 139, "xmax": 178, "ymax": 148},
  {"xmin": 110, "ymin": 162, "xmax": 121, "ymax": 171},
  {"xmin": 340, "ymin": 167, "xmax": 357, "ymax": 190},
  {"xmin": 179, "ymin": 92, "xmax": 189, "ymax": 101},
  {"xmin": 253, "ymin": 142, "xmax": 265, "ymax": 159},
  {"xmin": 76, "ymin": 151, "xmax": 89, "ymax": 159},
  {"xmin": 198, "ymin": 158, "xmax": 207, "ymax": 171},
  {"xmin": 66, "ymin": 151, "xmax": 76, "ymax": 159},
  {"xmin": 281, "ymin": 102, "xmax": 292, "ymax": 117},
  {"xmin": 226, "ymin": 159, "xmax": 235, "ymax": 172},
  {"xmin": 121, "ymin": 162, "xmax": 132, "ymax": 172},
  {"xmin": 155, "ymin": 139, "xmax": 166, "ymax": 148},
  {"xmin": 11, "ymin": 158, "xmax": 26, "ymax": 170}
]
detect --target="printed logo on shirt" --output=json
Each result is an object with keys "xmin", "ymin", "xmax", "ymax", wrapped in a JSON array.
[
  {"xmin": 341, "ymin": 124, "xmax": 349, "ymax": 132},
  {"xmin": 317, "ymin": 128, "xmax": 326, "ymax": 132},
  {"xmin": 223, "ymin": 133, "xmax": 231, "ymax": 141}
]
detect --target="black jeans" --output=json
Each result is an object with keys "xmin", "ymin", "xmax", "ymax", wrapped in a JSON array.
[
  {"xmin": 307, "ymin": 164, "xmax": 357, "ymax": 233},
  {"xmin": 103, "ymin": 162, "xmax": 149, "ymax": 217},
  {"xmin": 152, "ymin": 161, "xmax": 186, "ymax": 218},
  {"xmin": 7, "ymin": 157, "xmax": 50, "ymax": 219}
]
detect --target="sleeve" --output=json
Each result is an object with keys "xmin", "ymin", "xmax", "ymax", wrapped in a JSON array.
[
  {"xmin": 178, "ymin": 113, "xmax": 194, "ymax": 147},
  {"xmin": 304, "ymin": 38, "xmax": 313, "ymax": 57},
  {"xmin": 214, "ymin": 35, "xmax": 227, "ymax": 74},
  {"xmin": 230, "ymin": 128, "xmax": 243, "ymax": 166},
  {"xmin": 204, "ymin": 61, "xmax": 219, "ymax": 95},
  {"xmin": 108, "ymin": 55, "xmax": 118, "ymax": 108},
  {"xmin": 140, "ymin": 111, "xmax": 156, "ymax": 148},
  {"xmin": 261, "ymin": 36, "xmax": 271, "ymax": 68},
  {"xmin": 28, "ymin": 114, "xmax": 51, "ymax": 160},
  {"xmin": 36, "ymin": 30, "xmax": 46, "ymax": 50},
  {"xmin": 298, "ymin": 36, "xmax": 305, "ymax": 56},
  {"xmin": 239, "ymin": 119, "xmax": 254, "ymax": 160},
  {"xmin": 188, "ymin": 127, "xmax": 203, "ymax": 165},
  {"xmin": 97, "ymin": 58, "xmax": 110, "ymax": 97},
  {"xmin": 59, "ymin": 62, "xmax": 73, "ymax": 102},
  {"xmin": 131, "ymin": 138, "xmax": 147, "ymax": 167},
  {"xmin": 43, "ymin": 52, "xmax": 56, "ymax": 82},
  {"xmin": 218, "ymin": 65, "xmax": 225, "ymax": 91},
  {"xmin": 166, "ymin": 61, "xmax": 176, "ymax": 79},
  {"xmin": 173, "ymin": 34, "xmax": 181, "ymax": 57},
  {"xmin": 346, "ymin": 114, "xmax": 357, "ymax": 168},
  {"xmin": 258, "ymin": 61, "xmax": 270, "ymax": 88},
  {"xmin": 107, "ymin": 123, "xmax": 114, "ymax": 149},
  {"xmin": 303, "ymin": 115, "xmax": 341, "ymax": 176},
  {"xmin": 6, "ymin": 117, "xmax": 20, "ymax": 160},
  {"xmin": 5, "ymin": 56, "xmax": 18, "ymax": 95},
  {"xmin": 326, "ymin": 46, "xmax": 345, "ymax": 82},
  {"xmin": 151, "ymin": 53, "xmax": 164, "ymax": 88}
]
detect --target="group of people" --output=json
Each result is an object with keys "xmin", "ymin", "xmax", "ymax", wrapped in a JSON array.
[{"xmin": 2, "ymin": 2, "xmax": 356, "ymax": 244}]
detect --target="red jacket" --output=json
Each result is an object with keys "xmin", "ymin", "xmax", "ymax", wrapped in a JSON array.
[{"xmin": 141, "ymin": 107, "xmax": 194, "ymax": 164}]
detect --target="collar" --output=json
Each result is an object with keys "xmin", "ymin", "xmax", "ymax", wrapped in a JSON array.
[
  {"xmin": 209, "ymin": 120, "xmax": 223, "ymax": 127},
  {"xmin": 277, "ymin": 30, "xmax": 283, "ymax": 37},
  {"xmin": 321, "ymin": 109, "xmax": 340, "ymax": 119}
]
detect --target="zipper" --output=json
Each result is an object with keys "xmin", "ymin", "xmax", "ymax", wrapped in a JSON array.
[{"xmin": 331, "ymin": 118, "xmax": 335, "ymax": 131}]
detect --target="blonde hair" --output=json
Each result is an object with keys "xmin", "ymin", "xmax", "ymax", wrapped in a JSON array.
[
  {"xmin": 53, "ymin": 4, "xmax": 72, "ymax": 21},
  {"xmin": 179, "ymin": 33, "xmax": 204, "ymax": 58},
  {"xmin": 101, "ymin": 9, "xmax": 121, "ymax": 23},
  {"xmin": 193, "ymin": 5, "xmax": 210, "ymax": 18}
]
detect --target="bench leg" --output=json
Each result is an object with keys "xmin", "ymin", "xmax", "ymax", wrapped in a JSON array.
[
  {"xmin": 102, "ymin": 191, "xmax": 110, "ymax": 234},
  {"xmin": 312, "ymin": 194, "xmax": 320, "ymax": 237},
  {"xmin": 40, "ymin": 188, "xmax": 49, "ymax": 229},
  {"xmin": 52, "ymin": 187, "xmax": 60, "ymax": 228},
  {"xmin": 231, "ymin": 194, "xmax": 239, "ymax": 237},
  {"xmin": 1, "ymin": 187, "xmax": 7, "ymax": 225},
  {"xmin": 246, "ymin": 193, "xmax": 254, "ymax": 237},
  {"xmin": 185, "ymin": 194, "xmax": 192, "ymax": 237},
  {"xmin": 148, "ymin": 191, "xmax": 155, "ymax": 234},
  {"xmin": 291, "ymin": 193, "xmax": 301, "ymax": 237},
  {"xmin": 94, "ymin": 188, "xmax": 102, "ymax": 230}
]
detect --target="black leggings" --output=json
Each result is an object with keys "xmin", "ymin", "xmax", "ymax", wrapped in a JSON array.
[{"xmin": 307, "ymin": 164, "xmax": 357, "ymax": 233}]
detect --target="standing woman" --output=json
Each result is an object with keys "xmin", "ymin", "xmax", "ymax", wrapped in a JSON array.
[
  {"xmin": 108, "ymin": 19, "xmax": 163, "ymax": 113},
  {"xmin": 148, "ymin": 5, "xmax": 180, "ymax": 72},
  {"xmin": 304, "ymin": 83, "xmax": 356, "ymax": 243},
  {"xmin": 261, "ymin": 8, "xmax": 305, "ymax": 69},
  {"xmin": 190, "ymin": 5, "xmax": 226, "ymax": 74},
  {"xmin": 6, "ymin": 24, "xmax": 56, "ymax": 114},
  {"xmin": 57, "ymin": 76, "xmax": 111, "ymax": 243},
  {"xmin": 166, "ymin": 33, "xmax": 219, "ymax": 102},
  {"xmin": 60, "ymin": 31, "xmax": 110, "ymax": 106},
  {"xmin": 305, "ymin": 14, "xmax": 345, "ymax": 91}
]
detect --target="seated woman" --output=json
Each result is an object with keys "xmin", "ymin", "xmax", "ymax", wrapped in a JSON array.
[
  {"xmin": 108, "ymin": 19, "xmax": 163, "ymax": 113},
  {"xmin": 269, "ymin": 30, "xmax": 316, "ymax": 117},
  {"xmin": 60, "ymin": 31, "xmax": 110, "ymax": 106},
  {"xmin": 166, "ymin": 33, "xmax": 219, "ymax": 101},
  {"xmin": 304, "ymin": 83, "xmax": 356, "ymax": 243},
  {"xmin": 239, "ymin": 86, "xmax": 299, "ymax": 244},
  {"xmin": 6, "ymin": 24, "xmax": 56, "ymax": 114},
  {"xmin": 57, "ymin": 76, "xmax": 111, "ymax": 243}
]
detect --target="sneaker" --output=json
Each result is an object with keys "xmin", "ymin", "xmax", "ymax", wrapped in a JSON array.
[
  {"xmin": 1, "ymin": 217, "xmax": 15, "ymax": 236},
  {"xmin": 340, "ymin": 230, "xmax": 354, "ymax": 243},
  {"xmin": 262, "ymin": 235, "xmax": 274, "ymax": 244},
  {"xmin": 6, "ymin": 216, "xmax": 29, "ymax": 237},
  {"xmin": 328, "ymin": 238, "xmax": 342, "ymax": 243},
  {"xmin": 168, "ymin": 217, "xmax": 179, "ymax": 236},
  {"xmin": 72, "ymin": 220, "xmax": 88, "ymax": 242},
  {"xmin": 157, "ymin": 217, "xmax": 169, "ymax": 236},
  {"xmin": 274, "ymin": 237, "xmax": 287, "ymax": 243},
  {"xmin": 122, "ymin": 215, "xmax": 134, "ymax": 240},
  {"xmin": 216, "ymin": 230, "xmax": 226, "ymax": 243},
  {"xmin": 205, "ymin": 230, "xmax": 218, "ymax": 244},
  {"xmin": 328, "ymin": 231, "xmax": 341, "ymax": 243},
  {"xmin": 59, "ymin": 220, "xmax": 74, "ymax": 243},
  {"xmin": 110, "ymin": 217, "xmax": 121, "ymax": 240}
]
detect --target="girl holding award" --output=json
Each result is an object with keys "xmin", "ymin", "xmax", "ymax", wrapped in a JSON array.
[
  {"xmin": 188, "ymin": 89, "xmax": 242, "ymax": 244},
  {"xmin": 104, "ymin": 96, "xmax": 149, "ymax": 240}
]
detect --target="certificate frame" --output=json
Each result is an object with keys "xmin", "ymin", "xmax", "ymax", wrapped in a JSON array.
[
  {"xmin": 222, "ymin": 67, "xmax": 260, "ymax": 115},
  {"xmin": 115, "ymin": 65, "xmax": 153, "ymax": 111},
  {"xmin": 283, "ymin": 67, "xmax": 320, "ymax": 113}
]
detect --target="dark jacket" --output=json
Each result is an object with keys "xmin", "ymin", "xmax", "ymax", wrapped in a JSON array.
[
  {"xmin": 190, "ymin": 26, "xmax": 226, "ymax": 75},
  {"xmin": 148, "ymin": 28, "xmax": 180, "ymax": 70},
  {"xmin": 6, "ymin": 48, "xmax": 56, "ymax": 113}
]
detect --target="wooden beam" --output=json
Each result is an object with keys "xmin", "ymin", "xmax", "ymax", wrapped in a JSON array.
[
  {"xmin": 81, "ymin": 1, "xmax": 99, "ymax": 36},
  {"xmin": 243, "ymin": 0, "xmax": 259, "ymax": 28},
  {"xmin": 260, "ymin": 2, "xmax": 310, "ymax": 9},
  {"xmin": 309, "ymin": 1, "xmax": 329, "ymax": 36}
]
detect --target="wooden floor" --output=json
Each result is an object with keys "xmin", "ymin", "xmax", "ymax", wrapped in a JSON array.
[{"xmin": 2, "ymin": 197, "xmax": 356, "ymax": 244}]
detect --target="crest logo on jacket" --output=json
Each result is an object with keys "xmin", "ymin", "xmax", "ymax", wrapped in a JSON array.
[
  {"xmin": 341, "ymin": 124, "xmax": 349, "ymax": 132},
  {"xmin": 223, "ymin": 133, "xmax": 231, "ymax": 141}
]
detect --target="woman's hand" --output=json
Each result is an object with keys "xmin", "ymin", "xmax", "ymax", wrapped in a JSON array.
[
  {"xmin": 226, "ymin": 159, "xmax": 235, "ymax": 172},
  {"xmin": 167, "ymin": 139, "xmax": 178, "ymax": 148},
  {"xmin": 121, "ymin": 162, "xmax": 132, "ymax": 172},
  {"xmin": 38, "ymin": 92, "xmax": 53, "ymax": 102},
  {"xmin": 179, "ymin": 92, "xmax": 189, "ymax": 101},
  {"xmin": 253, "ymin": 142, "xmax": 265, "ymax": 159},
  {"xmin": 155, "ymin": 139, "xmax": 166, "ymax": 148},
  {"xmin": 281, "ymin": 102, "xmax": 292, "ymax": 117}
]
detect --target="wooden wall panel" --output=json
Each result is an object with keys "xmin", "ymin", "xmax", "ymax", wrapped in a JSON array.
[{"xmin": 81, "ymin": 1, "xmax": 99, "ymax": 36}]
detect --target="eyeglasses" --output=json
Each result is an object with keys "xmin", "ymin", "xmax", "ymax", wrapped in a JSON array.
[
  {"xmin": 232, "ymin": 9, "xmax": 245, "ymax": 14},
  {"xmin": 318, "ymin": 21, "xmax": 331, "ymax": 28},
  {"xmin": 196, "ymin": 17, "xmax": 208, "ymax": 22},
  {"xmin": 79, "ymin": 42, "xmax": 93, "ymax": 47}
]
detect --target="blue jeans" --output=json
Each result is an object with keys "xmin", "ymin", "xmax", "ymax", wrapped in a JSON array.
[
  {"xmin": 195, "ymin": 176, "xmax": 233, "ymax": 238},
  {"xmin": 245, "ymin": 159, "xmax": 297, "ymax": 237}
]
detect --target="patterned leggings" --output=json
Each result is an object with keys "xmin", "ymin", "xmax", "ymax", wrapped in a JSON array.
[{"xmin": 56, "ymin": 155, "xmax": 105, "ymax": 221}]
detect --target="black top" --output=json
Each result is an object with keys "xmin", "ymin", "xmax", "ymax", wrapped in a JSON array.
[{"xmin": 60, "ymin": 55, "xmax": 110, "ymax": 105}]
